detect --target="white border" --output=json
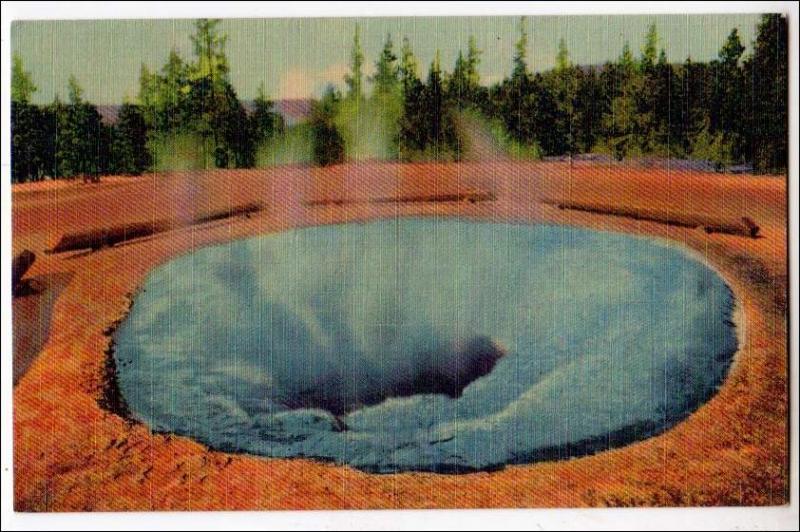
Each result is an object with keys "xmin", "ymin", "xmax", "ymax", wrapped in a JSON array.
[{"xmin": 2, "ymin": 2, "xmax": 798, "ymax": 530}]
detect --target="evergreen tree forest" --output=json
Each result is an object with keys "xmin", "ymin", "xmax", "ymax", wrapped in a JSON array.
[
  {"xmin": 476, "ymin": 15, "xmax": 788, "ymax": 172},
  {"xmin": 11, "ymin": 15, "xmax": 788, "ymax": 182}
]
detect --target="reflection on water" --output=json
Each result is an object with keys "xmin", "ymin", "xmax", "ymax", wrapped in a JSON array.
[{"xmin": 114, "ymin": 218, "xmax": 737, "ymax": 473}]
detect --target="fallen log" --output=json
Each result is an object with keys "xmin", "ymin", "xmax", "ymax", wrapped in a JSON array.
[
  {"xmin": 543, "ymin": 199, "xmax": 759, "ymax": 238},
  {"xmin": 193, "ymin": 201, "xmax": 264, "ymax": 224},
  {"xmin": 306, "ymin": 190, "xmax": 496, "ymax": 206},
  {"xmin": 372, "ymin": 189, "xmax": 497, "ymax": 204},
  {"xmin": 742, "ymin": 216, "xmax": 761, "ymax": 238},
  {"xmin": 12, "ymin": 250, "xmax": 36, "ymax": 291},
  {"xmin": 48, "ymin": 219, "xmax": 175, "ymax": 253},
  {"xmin": 704, "ymin": 217, "xmax": 760, "ymax": 238},
  {"xmin": 47, "ymin": 201, "xmax": 266, "ymax": 254}
]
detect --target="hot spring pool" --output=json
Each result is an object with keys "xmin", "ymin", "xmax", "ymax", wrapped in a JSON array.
[{"xmin": 113, "ymin": 218, "xmax": 737, "ymax": 473}]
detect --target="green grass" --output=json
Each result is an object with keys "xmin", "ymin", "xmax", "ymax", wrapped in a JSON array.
[{"xmin": 255, "ymin": 123, "xmax": 315, "ymax": 167}]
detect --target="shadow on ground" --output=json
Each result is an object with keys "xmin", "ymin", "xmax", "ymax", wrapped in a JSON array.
[{"xmin": 13, "ymin": 271, "xmax": 74, "ymax": 385}]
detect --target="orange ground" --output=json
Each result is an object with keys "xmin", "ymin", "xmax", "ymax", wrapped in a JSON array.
[{"xmin": 12, "ymin": 160, "xmax": 788, "ymax": 510}]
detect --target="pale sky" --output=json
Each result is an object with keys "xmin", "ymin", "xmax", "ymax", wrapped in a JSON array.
[{"xmin": 11, "ymin": 14, "xmax": 764, "ymax": 105}]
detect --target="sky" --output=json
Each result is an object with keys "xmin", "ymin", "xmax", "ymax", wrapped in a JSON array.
[{"xmin": 11, "ymin": 14, "xmax": 765, "ymax": 105}]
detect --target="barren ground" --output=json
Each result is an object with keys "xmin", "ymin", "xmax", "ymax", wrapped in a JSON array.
[{"xmin": 12, "ymin": 160, "xmax": 788, "ymax": 510}]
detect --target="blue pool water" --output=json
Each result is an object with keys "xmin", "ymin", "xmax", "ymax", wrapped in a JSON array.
[{"xmin": 113, "ymin": 218, "xmax": 737, "ymax": 473}]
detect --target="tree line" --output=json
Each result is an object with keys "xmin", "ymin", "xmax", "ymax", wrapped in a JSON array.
[
  {"xmin": 313, "ymin": 27, "xmax": 475, "ymax": 163},
  {"xmin": 11, "ymin": 63, "xmax": 151, "ymax": 182},
  {"xmin": 11, "ymin": 19, "xmax": 283, "ymax": 182},
  {"xmin": 317, "ymin": 14, "xmax": 786, "ymax": 172},
  {"xmin": 11, "ymin": 14, "xmax": 787, "ymax": 183},
  {"xmin": 137, "ymin": 19, "xmax": 284, "ymax": 170},
  {"xmin": 477, "ymin": 15, "xmax": 787, "ymax": 172}
]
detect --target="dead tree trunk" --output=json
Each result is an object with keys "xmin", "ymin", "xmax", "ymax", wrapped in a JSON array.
[{"xmin": 12, "ymin": 250, "xmax": 36, "ymax": 293}]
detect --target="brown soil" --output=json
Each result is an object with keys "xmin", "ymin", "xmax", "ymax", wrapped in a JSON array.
[{"xmin": 12, "ymin": 161, "xmax": 788, "ymax": 510}]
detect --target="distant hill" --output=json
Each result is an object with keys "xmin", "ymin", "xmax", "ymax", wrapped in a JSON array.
[
  {"xmin": 96, "ymin": 98, "xmax": 315, "ymax": 127},
  {"xmin": 248, "ymin": 98, "xmax": 314, "ymax": 126}
]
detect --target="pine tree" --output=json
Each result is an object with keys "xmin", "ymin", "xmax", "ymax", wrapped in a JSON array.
[
  {"xmin": 399, "ymin": 37, "xmax": 420, "ymax": 95},
  {"xmin": 11, "ymin": 53, "xmax": 37, "ymax": 104},
  {"xmin": 499, "ymin": 18, "xmax": 536, "ymax": 146},
  {"xmin": 574, "ymin": 66, "xmax": 606, "ymax": 153},
  {"xmin": 651, "ymin": 47, "xmax": 679, "ymax": 156},
  {"xmin": 466, "ymin": 36, "xmax": 482, "ymax": 89},
  {"xmin": 191, "ymin": 19, "xmax": 229, "ymax": 86},
  {"xmin": 186, "ymin": 19, "xmax": 223, "ymax": 166},
  {"xmin": 160, "ymin": 50, "xmax": 192, "ymax": 131},
  {"xmin": 682, "ymin": 57, "xmax": 710, "ymax": 158},
  {"xmin": 219, "ymin": 82, "xmax": 255, "ymax": 168},
  {"xmin": 467, "ymin": 36, "xmax": 487, "ymax": 108},
  {"xmin": 532, "ymin": 73, "xmax": 562, "ymax": 154},
  {"xmin": 398, "ymin": 49, "xmax": 458, "ymax": 158},
  {"xmin": 137, "ymin": 64, "xmax": 159, "ymax": 129},
  {"xmin": 372, "ymin": 34, "xmax": 399, "ymax": 96},
  {"xmin": 56, "ymin": 76, "xmax": 105, "ymax": 180},
  {"xmin": 425, "ymin": 52, "xmax": 446, "ymax": 149},
  {"xmin": 134, "ymin": 20, "xmax": 253, "ymax": 169},
  {"xmin": 640, "ymin": 24, "xmax": 659, "ymax": 72},
  {"xmin": 398, "ymin": 37, "xmax": 427, "ymax": 154},
  {"xmin": 344, "ymin": 24, "xmax": 365, "ymax": 99},
  {"xmin": 552, "ymin": 38, "xmax": 578, "ymax": 155},
  {"xmin": 311, "ymin": 85, "xmax": 345, "ymax": 165},
  {"xmin": 11, "ymin": 101, "xmax": 42, "ymax": 182},
  {"xmin": 556, "ymin": 38, "xmax": 570, "ymax": 72},
  {"xmin": 636, "ymin": 25, "xmax": 665, "ymax": 154},
  {"xmin": 447, "ymin": 36, "xmax": 483, "ymax": 108},
  {"xmin": 425, "ymin": 51, "xmax": 458, "ymax": 157},
  {"xmin": 603, "ymin": 42, "xmax": 641, "ymax": 159},
  {"xmin": 663, "ymin": 54, "xmax": 687, "ymax": 157},
  {"xmin": 251, "ymin": 82, "xmax": 283, "ymax": 142},
  {"xmin": 714, "ymin": 28, "xmax": 746, "ymax": 163},
  {"xmin": 619, "ymin": 42, "xmax": 636, "ymax": 76},
  {"xmin": 512, "ymin": 17, "xmax": 529, "ymax": 82},
  {"xmin": 110, "ymin": 103, "xmax": 152, "ymax": 175},
  {"xmin": 185, "ymin": 19, "xmax": 253, "ymax": 168},
  {"xmin": 448, "ymin": 51, "xmax": 470, "ymax": 107},
  {"xmin": 11, "ymin": 54, "xmax": 44, "ymax": 182},
  {"xmin": 68, "ymin": 75, "xmax": 84, "ymax": 104},
  {"xmin": 749, "ymin": 14, "xmax": 787, "ymax": 173}
]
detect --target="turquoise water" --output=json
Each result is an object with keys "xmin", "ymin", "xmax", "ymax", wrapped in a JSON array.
[{"xmin": 113, "ymin": 218, "xmax": 737, "ymax": 473}]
